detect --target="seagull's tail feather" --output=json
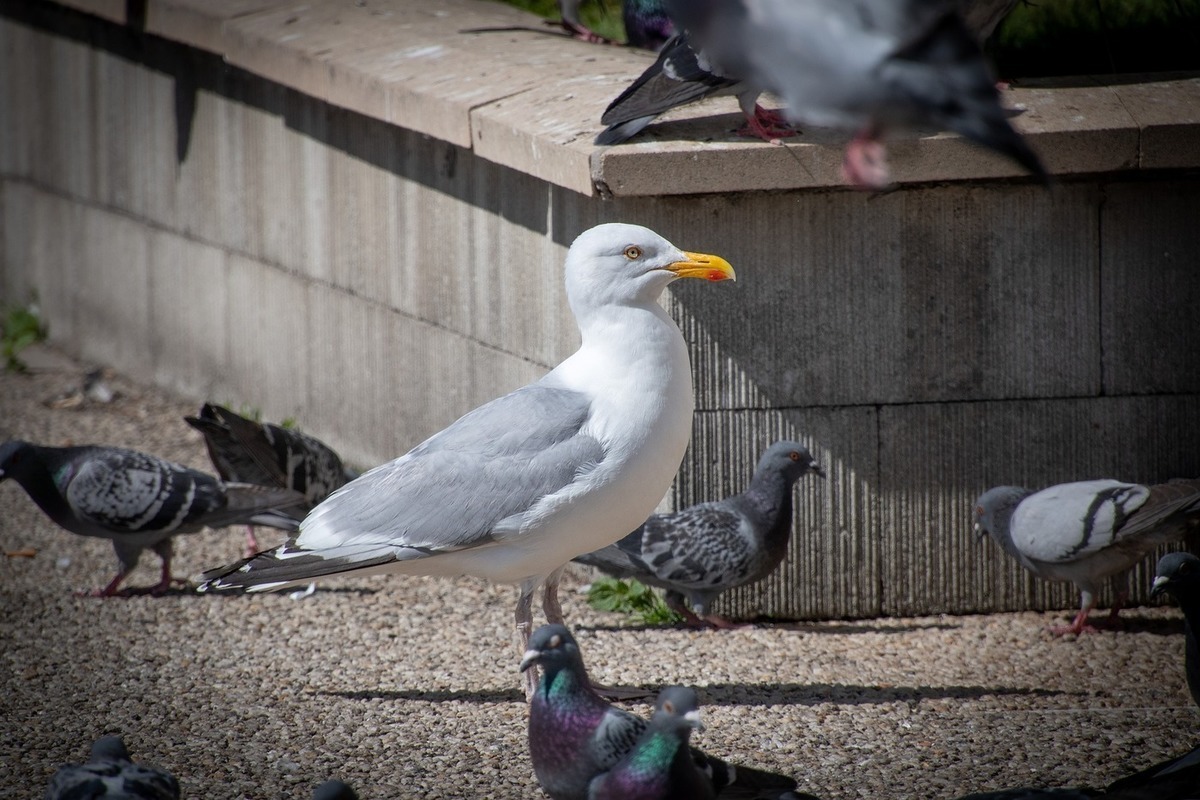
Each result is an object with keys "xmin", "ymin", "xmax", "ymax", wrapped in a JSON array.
[{"xmin": 196, "ymin": 541, "xmax": 399, "ymax": 593}]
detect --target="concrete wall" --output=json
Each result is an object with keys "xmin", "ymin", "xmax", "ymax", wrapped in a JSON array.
[{"xmin": 3, "ymin": 1, "xmax": 1199, "ymax": 619}]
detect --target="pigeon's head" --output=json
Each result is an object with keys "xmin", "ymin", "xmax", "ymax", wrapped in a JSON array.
[
  {"xmin": 972, "ymin": 486, "xmax": 1030, "ymax": 543},
  {"xmin": 0, "ymin": 439, "xmax": 31, "ymax": 483},
  {"xmin": 90, "ymin": 735, "xmax": 132, "ymax": 763},
  {"xmin": 1151, "ymin": 551, "xmax": 1200, "ymax": 602},
  {"xmin": 651, "ymin": 686, "xmax": 705, "ymax": 734},
  {"xmin": 564, "ymin": 224, "xmax": 734, "ymax": 315},
  {"xmin": 312, "ymin": 779, "xmax": 359, "ymax": 800},
  {"xmin": 520, "ymin": 623, "xmax": 585, "ymax": 677},
  {"xmin": 760, "ymin": 440, "xmax": 825, "ymax": 483}
]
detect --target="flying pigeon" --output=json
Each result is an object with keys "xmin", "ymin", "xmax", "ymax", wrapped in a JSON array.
[
  {"xmin": 974, "ymin": 478, "xmax": 1200, "ymax": 635},
  {"xmin": 197, "ymin": 224, "xmax": 735, "ymax": 698},
  {"xmin": 0, "ymin": 440, "xmax": 306, "ymax": 596},
  {"xmin": 44, "ymin": 735, "xmax": 180, "ymax": 800},
  {"xmin": 624, "ymin": 0, "xmax": 675, "ymax": 51},
  {"xmin": 575, "ymin": 440, "xmax": 824, "ymax": 628},
  {"xmin": 656, "ymin": 0, "xmax": 1046, "ymax": 188},
  {"xmin": 588, "ymin": 686, "xmax": 715, "ymax": 800},
  {"xmin": 185, "ymin": 403, "xmax": 357, "ymax": 556},
  {"xmin": 521, "ymin": 624, "xmax": 797, "ymax": 800},
  {"xmin": 1151, "ymin": 552, "xmax": 1200, "ymax": 707},
  {"xmin": 311, "ymin": 779, "xmax": 360, "ymax": 800},
  {"xmin": 595, "ymin": 30, "xmax": 796, "ymax": 146}
]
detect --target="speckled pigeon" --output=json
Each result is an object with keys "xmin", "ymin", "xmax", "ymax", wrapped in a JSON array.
[
  {"xmin": 311, "ymin": 779, "xmax": 359, "ymax": 800},
  {"xmin": 658, "ymin": 0, "xmax": 1046, "ymax": 188},
  {"xmin": 0, "ymin": 439, "xmax": 306, "ymax": 596},
  {"xmin": 44, "ymin": 735, "xmax": 180, "ymax": 800},
  {"xmin": 588, "ymin": 686, "xmax": 715, "ymax": 800},
  {"xmin": 596, "ymin": 30, "xmax": 796, "ymax": 146},
  {"xmin": 974, "ymin": 478, "xmax": 1200, "ymax": 635},
  {"xmin": 576, "ymin": 440, "xmax": 823, "ymax": 628},
  {"xmin": 185, "ymin": 403, "xmax": 356, "ymax": 556},
  {"xmin": 522, "ymin": 624, "xmax": 797, "ymax": 800}
]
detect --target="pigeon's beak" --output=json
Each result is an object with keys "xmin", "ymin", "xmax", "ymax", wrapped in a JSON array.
[
  {"xmin": 973, "ymin": 522, "xmax": 987, "ymax": 541},
  {"xmin": 519, "ymin": 649, "xmax": 541, "ymax": 673},
  {"xmin": 1151, "ymin": 575, "xmax": 1170, "ymax": 599},
  {"xmin": 812, "ymin": 462, "xmax": 826, "ymax": 479},
  {"xmin": 667, "ymin": 251, "xmax": 736, "ymax": 283},
  {"xmin": 683, "ymin": 709, "xmax": 705, "ymax": 731}
]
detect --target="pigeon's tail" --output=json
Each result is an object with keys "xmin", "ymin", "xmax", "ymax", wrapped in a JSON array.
[
  {"xmin": 573, "ymin": 542, "xmax": 646, "ymax": 576},
  {"xmin": 596, "ymin": 116, "xmax": 658, "ymax": 146},
  {"xmin": 197, "ymin": 540, "xmax": 401, "ymax": 593},
  {"xmin": 221, "ymin": 482, "xmax": 307, "ymax": 532},
  {"xmin": 694, "ymin": 751, "xmax": 798, "ymax": 798}
]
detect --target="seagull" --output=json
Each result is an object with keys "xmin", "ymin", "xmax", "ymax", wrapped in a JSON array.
[
  {"xmin": 973, "ymin": 478, "xmax": 1200, "ymax": 635},
  {"xmin": 185, "ymin": 403, "xmax": 357, "ymax": 557},
  {"xmin": 658, "ymin": 0, "xmax": 1046, "ymax": 188},
  {"xmin": 44, "ymin": 735, "xmax": 180, "ymax": 800},
  {"xmin": 587, "ymin": 686, "xmax": 715, "ymax": 800},
  {"xmin": 521, "ymin": 624, "xmax": 797, "ymax": 800},
  {"xmin": 197, "ymin": 224, "xmax": 734, "ymax": 697},
  {"xmin": 575, "ymin": 440, "xmax": 823, "ymax": 628},
  {"xmin": 0, "ymin": 440, "xmax": 306, "ymax": 596},
  {"xmin": 595, "ymin": 30, "xmax": 796, "ymax": 146}
]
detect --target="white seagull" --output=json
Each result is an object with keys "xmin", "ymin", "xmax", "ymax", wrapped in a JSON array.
[{"xmin": 199, "ymin": 223, "xmax": 735, "ymax": 696}]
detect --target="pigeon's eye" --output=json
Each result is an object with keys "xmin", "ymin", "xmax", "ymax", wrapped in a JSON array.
[
  {"xmin": 662, "ymin": 700, "xmax": 675, "ymax": 714},
  {"xmin": 976, "ymin": 506, "xmax": 984, "ymax": 517},
  {"xmin": 789, "ymin": 451, "xmax": 801, "ymax": 462},
  {"xmin": 623, "ymin": 245, "xmax": 643, "ymax": 260}
]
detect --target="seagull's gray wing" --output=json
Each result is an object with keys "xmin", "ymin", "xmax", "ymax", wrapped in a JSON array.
[
  {"xmin": 295, "ymin": 384, "xmax": 604, "ymax": 555},
  {"xmin": 1010, "ymin": 480, "xmax": 1151, "ymax": 563}
]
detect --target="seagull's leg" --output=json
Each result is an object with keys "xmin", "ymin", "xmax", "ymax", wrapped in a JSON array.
[
  {"xmin": 517, "ymin": 580, "xmax": 539, "ymax": 700},
  {"xmin": 842, "ymin": 126, "xmax": 891, "ymax": 190},
  {"xmin": 541, "ymin": 566, "xmax": 567, "ymax": 626},
  {"xmin": 244, "ymin": 525, "xmax": 260, "ymax": 559}
]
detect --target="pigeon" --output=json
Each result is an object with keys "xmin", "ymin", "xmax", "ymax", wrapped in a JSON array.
[
  {"xmin": 575, "ymin": 440, "xmax": 824, "ymax": 628},
  {"xmin": 658, "ymin": 0, "xmax": 1046, "ymax": 188},
  {"xmin": 595, "ymin": 30, "xmax": 796, "ymax": 146},
  {"xmin": 623, "ymin": 0, "xmax": 676, "ymax": 50},
  {"xmin": 973, "ymin": 478, "xmax": 1200, "ymax": 635},
  {"xmin": 312, "ymin": 779, "xmax": 360, "ymax": 800},
  {"xmin": 587, "ymin": 686, "xmax": 715, "ymax": 800},
  {"xmin": 522, "ymin": 624, "xmax": 797, "ymax": 800},
  {"xmin": 557, "ymin": 0, "xmax": 614, "ymax": 43},
  {"xmin": 44, "ymin": 735, "xmax": 180, "ymax": 800},
  {"xmin": 1151, "ymin": 552, "xmax": 1200, "ymax": 706},
  {"xmin": 0, "ymin": 440, "xmax": 306, "ymax": 596},
  {"xmin": 197, "ymin": 224, "xmax": 735, "ymax": 698},
  {"xmin": 185, "ymin": 403, "xmax": 357, "ymax": 556}
]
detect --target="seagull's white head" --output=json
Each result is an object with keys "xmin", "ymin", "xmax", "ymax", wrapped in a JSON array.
[{"xmin": 563, "ymin": 223, "xmax": 734, "ymax": 319}]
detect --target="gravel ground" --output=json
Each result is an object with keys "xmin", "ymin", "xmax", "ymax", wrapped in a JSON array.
[{"xmin": 1, "ymin": 345, "xmax": 1196, "ymax": 799}]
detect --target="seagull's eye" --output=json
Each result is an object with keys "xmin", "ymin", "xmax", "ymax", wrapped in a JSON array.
[
  {"xmin": 789, "ymin": 451, "xmax": 801, "ymax": 462},
  {"xmin": 623, "ymin": 245, "xmax": 643, "ymax": 260}
]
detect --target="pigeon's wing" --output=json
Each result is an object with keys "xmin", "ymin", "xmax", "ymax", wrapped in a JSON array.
[
  {"xmin": 596, "ymin": 33, "xmax": 739, "ymax": 144},
  {"xmin": 636, "ymin": 503, "xmax": 755, "ymax": 590},
  {"xmin": 45, "ymin": 761, "xmax": 180, "ymax": 800},
  {"xmin": 199, "ymin": 384, "xmax": 605, "ymax": 588},
  {"xmin": 1010, "ymin": 480, "xmax": 1151, "ymax": 564},
  {"xmin": 261, "ymin": 423, "xmax": 351, "ymax": 504},
  {"xmin": 590, "ymin": 706, "xmax": 648, "ymax": 770},
  {"xmin": 64, "ymin": 450, "xmax": 227, "ymax": 535},
  {"xmin": 185, "ymin": 404, "xmax": 288, "ymax": 488},
  {"xmin": 1115, "ymin": 478, "xmax": 1200, "ymax": 541}
]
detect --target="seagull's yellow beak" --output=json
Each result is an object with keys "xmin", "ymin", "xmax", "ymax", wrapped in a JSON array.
[{"xmin": 667, "ymin": 251, "xmax": 736, "ymax": 282}]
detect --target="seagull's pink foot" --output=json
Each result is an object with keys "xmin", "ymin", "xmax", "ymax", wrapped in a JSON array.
[
  {"xmin": 842, "ymin": 134, "xmax": 890, "ymax": 190},
  {"xmin": 244, "ymin": 525, "xmax": 261, "ymax": 559}
]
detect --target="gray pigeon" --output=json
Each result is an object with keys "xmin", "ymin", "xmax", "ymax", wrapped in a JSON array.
[
  {"xmin": 974, "ymin": 478, "xmax": 1200, "ymax": 635},
  {"xmin": 44, "ymin": 735, "xmax": 180, "ymax": 800},
  {"xmin": 312, "ymin": 779, "xmax": 359, "ymax": 800},
  {"xmin": 522, "ymin": 624, "xmax": 797, "ymax": 800},
  {"xmin": 587, "ymin": 686, "xmax": 715, "ymax": 800},
  {"xmin": 575, "ymin": 440, "xmax": 823, "ymax": 628},
  {"xmin": 660, "ymin": 0, "xmax": 1046, "ymax": 188},
  {"xmin": 1151, "ymin": 551, "xmax": 1200, "ymax": 707},
  {"xmin": 0, "ymin": 439, "xmax": 306, "ymax": 596},
  {"xmin": 185, "ymin": 403, "xmax": 357, "ymax": 556}
]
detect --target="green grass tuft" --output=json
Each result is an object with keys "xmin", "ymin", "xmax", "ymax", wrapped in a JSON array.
[
  {"xmin": 2, "ymin": 303, "xmax": 48, "ymax": 373},
  {"xmin": 586, "ymin": 577, "xmax": 682, "ymax": 625}
]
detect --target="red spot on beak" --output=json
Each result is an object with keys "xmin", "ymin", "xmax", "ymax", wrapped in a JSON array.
[{"xmin": 708, "ymin": 270, "xmax": 726, "ymax": 281}]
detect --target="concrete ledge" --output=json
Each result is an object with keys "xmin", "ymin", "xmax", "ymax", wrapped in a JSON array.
[{"xmin": 63, "ymin": 0, "xmax": 1197, "ymax": 197}]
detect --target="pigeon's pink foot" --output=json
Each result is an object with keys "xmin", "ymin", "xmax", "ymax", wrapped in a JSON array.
[
  {"xmin": 698, "ymin": 613, "xmax": 748, "ymax": 630},
  {"xmin": 76, "ymin": 573, "xmax": 129, "ymax": 598},
  {"xmin": 736, "ymin": 105, "xmax": 798, "ymax": 143},
  {"xmin": 557, "ymin": 19, "xmax": 616, "ymax": 44},
  {"xmin": 244, "ymin": 525, "xmax": 261, "ymax": 559},
  {"xmin": 842, "ymin": 134, "xmax": 890, "ymax": 189},
  {"xmin": 147, "ymin": 577, "xmax": 190, "ymax": 596},
  {"xmin": 1047, "ymin": 609, "xmax": 1098, "ymax": 636}
]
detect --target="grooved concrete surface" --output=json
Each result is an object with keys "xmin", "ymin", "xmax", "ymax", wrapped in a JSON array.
[{"xmin": 2, "ymin": 4, "xmax": 1200, "ymax": 622}]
